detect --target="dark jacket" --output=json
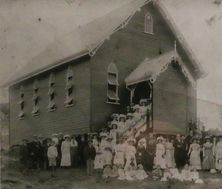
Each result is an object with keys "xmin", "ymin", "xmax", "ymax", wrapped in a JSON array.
[{"xmin": 83, "ymin": 145, "xmax": 96, "ymax": 161}]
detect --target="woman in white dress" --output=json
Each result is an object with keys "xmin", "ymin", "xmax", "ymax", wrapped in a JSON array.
[
  {"xmin": 215, "ymin": 136, "xmax": 222, "ymax": 173},
  {"xmin": 118, "ymin": 115, "xmax": 127, "ymax": 135},
  {"xmin": 165, "ymin": 138, "xmax": 175, "ymax": 168},
  {"xmin": 94, "ymin": 142, "xmax": 104, "ymax": 170},
  {"xmin": 125, "ymin": 113, "xmax": 136, "ymax": 130},
  {"xmin": 188, "ymin": 138, "xmax": 201, "ymax": 170},
  {"xmin": 139, "ymin": 99, "xmax": 148, "ymax": 122},
  {"xmin": 110, "ymin": 122, "xmax": 118, "ymax": 146},
  {"xmin": 113, "ymin": 138, "xmax": 125, "ymax": 167},
  {"xmin": 154, "ymin": 136, "xmax": 166, "ymax": 169},
  {"xmin": 61, "ymin": 135, "xmax": 71, "ymax": 167},
  {"xmin": 124, "ymin": 139, "xmax": 137, "ymax": 169},
  {"xmin": 133, "ymin": 105, "xmax": 142, "ymax": 123}
]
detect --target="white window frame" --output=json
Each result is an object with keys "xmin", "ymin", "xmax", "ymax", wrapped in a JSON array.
[
  {"xmin": 18, "ymin": 86, "xmax": 25, "ymax": 119},
  {"xmin": 144, "ymin": 12, "xmax": 154, "ymax": 35},
  {"xmin": 48, "ymin": 73, "xmax": 56, "ymax": 112},
  {"xmin": 64, "ymin": 65, "xmax": 74, "ymax": 107},
  {"xmin": 32, "ymin": 79, "xmax": 40, "ymax": 116},
  {"xmin": 106, "ymin": 63, "xmax": 120, "ymax": 105}
]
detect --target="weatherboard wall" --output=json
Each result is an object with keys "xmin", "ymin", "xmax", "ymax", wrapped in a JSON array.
[
  {"xmin": 9, "ymin": 57, "xmax": 90, "ymax": 145},
  {"xmin": 89, "ymin": 3, "xmax": 194, "ymax": 131}
]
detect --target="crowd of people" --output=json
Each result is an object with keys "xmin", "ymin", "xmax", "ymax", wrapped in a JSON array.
[{"xmin": 18, "ymin": 99, "xmax": 222, "ymax": 182}]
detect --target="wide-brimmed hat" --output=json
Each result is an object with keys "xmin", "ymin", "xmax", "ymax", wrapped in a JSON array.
[
  {"xmin": 205, "ymin": 136, "xmax": 211, "ymax": 140},
  {"xmin": 106, "ymin": 136, "xmax": 113, "ymax": 141},
  {"xmin": 157, "ymin": 136, "xmax": 164, "ymax": 141},
  {"xmin": 119, "ymin": 114, "xmax": 126, "ymax": 119},
  {"xmin": 126, "ymin": 113, "xmax": 133, "ymax": 117},
  {"xmin": 138, "ymin": 138, "xmax": 146, "ymax": 144},
  {"xmin": 133, "ymin": 104, "xmax": 140, "ymax": 110},
  {"xmin": 52, "ymin": 133, "xmax": 58, "ymax": 136},
  {"xmin": 127, "ymin": 138, "xmax": 136, "ymax": 143},
  {"xmin": 111, "ymin": 113, "xmax": 119, "ymax": 118},
  {"xmin": 64, "ymin": 134, "xmax": 70, "ymax": 139},
  {"xmin": 139, "ymin": 99, "xmax": 148, "ymax": 104},
  {"xmin": 100, "ymin": 133, "xmax": 108, "ymax": 137},
  {"xmin": 111, "ymin": 121, "xmax": 118, "ymax": 126}
]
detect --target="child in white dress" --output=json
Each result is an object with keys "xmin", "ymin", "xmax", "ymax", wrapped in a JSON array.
[
  {"xmin": 169, "ymin": 168, "xmax": 181, "ymax": 180},
  {"xmin": 103, "ymin": 164, "xmax": 113, "ymax": 179},
  {"xmin": 47, "ymin": 140, "xmax": 58, "ymax": 176},
  {"xmin": 103, "ymin": 147, "xmax": 113, "ymax": 166},
  {"xmin": 139, "ymin": 99, "xmax": 148, "ymax": 121},
  {"xmin": 152, "ymin": 165, "xmax": 163, "ymax": 180},
  {"xmin": 124, "ymin": 139, "xmax": 137, "ymax": 169},
  {"xmin": 94, "ymin": 144, "xmax": 104, "ymax": 171},
  {"xmin": 154, "ymin": 137, "xmax": 166, "ymax": 169},
  {"xmin": 118, "ymin": 115, "xmax": 127, "ymax": 135},
  {"xmin": 111, "ymin": 113, "xmax": 119, "ymax": 122},
  {"xmin": 100, "ymin": 133, "xmax": 108, "ymax": 151},
  {"xmin": 135, "ymin": 164, "xmax": 148, "ymax": 180},
  {"xmin": 125, "ymin": 113, "xmax": 136, "ymax": 130},
  {"xmin": 118, "ymin": 165, "xmax": 126, "ymax": 180},
  {"xmin": 165, "ymin": 138, "xmax": 175, "ymax": 168},
  {"xmin": 110, "ymin": 122, "xmax": 118, "ymax": 146},
  {"xmin": 181, "ymin": 164, "xmax": 192, "ymax": 181},
  {"xmin": 113, "ymin": 138, "xmax": 125, "ymax": 167},
  {"xmin": 124, "ymin": 158, "xmax": 137, "ymax": 181},
  {"xmin": 133, "ymin": 105, "xmax": 142, "ymax": 123},
  {"xmin": 161, "ymin": 168, "xmax": 172, "ymax": 181}
]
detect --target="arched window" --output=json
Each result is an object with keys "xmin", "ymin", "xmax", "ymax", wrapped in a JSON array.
[
  {"xmin": 18, "ymin": 86, "xmax": 25, "ymax": 119},
  {"xmin": 144, "ymin": 12, "xmax": 154, "ymax": 34},
  {"xmin": 32, "ymin": 79, "xmax": 40, "ymax": 116},
  {"xmin": 64, "ymin": 65, "xmax": 74, "ymax": 107},
  {"xmin": 48, "ymin": 73, "xmax": 56, "ymax": 112},
  {"xmin": 106, "ymin": 63, "xmax": 120, "ymax": 104}
]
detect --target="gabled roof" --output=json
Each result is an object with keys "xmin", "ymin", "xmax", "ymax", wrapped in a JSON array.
[
  {"xmin": 125, "ymin": 50, "xmax": 196, "ymax": 87},
  {"xmin": 0, "ymin": 0, "xmax": 205, "ymax": 87},
  {"xmin": 154, "ymin": 0, "xmax": 206, "ymax": 78}
]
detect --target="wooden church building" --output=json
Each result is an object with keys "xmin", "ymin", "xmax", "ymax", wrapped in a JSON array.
[{"xmin": 4, "ymin": 1, "xmax": 205, "ymax": 144}]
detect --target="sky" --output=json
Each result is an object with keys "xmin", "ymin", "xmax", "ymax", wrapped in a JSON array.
[
  {"xmin": 0, "ymin": 0, "xmax": 222, "ymax": 110},
  {"xmin": 161, "ymin": 0, "xmax": 222, "ymax": 105}
]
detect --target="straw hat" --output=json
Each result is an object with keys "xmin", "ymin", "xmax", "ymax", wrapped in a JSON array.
[
  {"xmin": 139, "ymin": 99, "xmax": 148, "ymax": 104},
  {"xmin": 157, "ymin": 136, "xmax": 164, "ymax": 141},
  {"xmin": 111, "ymin": 121, "xmax": 118, "ymax": 126},
  {"xmin": 119, "ymin": 114, "xmax": 126, "ymax": 119},
  {"xmin": 64, "ymin": 134, "xmax": 70, "ymax": 139},
  {"xmin": 111, "ymin": 113, "xmax": 119, "ymax": 118},
  {"xmin": 126, "ymin": 113, "xmax": 133, "ymax": 117},
  {"xmin": 106, "ymin": 136, "xmax": 113, "ymax": 141},
  {"xmin": 100, "ymin": 133, "xmax": 108, "ymax": 137},
  {"xmin": 138, "ymin": 138, "xmax": 146, "ymax": 144},
  {"xmin": 127, "ymin": 138, "xmax": 136, "ymax": 143},
  {"xmin": 133, "ymin": 104, "xmax": 140, "ymax": 110}
]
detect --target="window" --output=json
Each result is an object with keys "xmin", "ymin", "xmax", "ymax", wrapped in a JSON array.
[
  {"xmin": 144, "ymin": 12, "xmax": 154, "ymax": 34},
  {"xmin": 107, "ymin": 63, "xmax": 120, "ymax": 104},
  {"xmin": 18, "ymin": 86, "xmax": 25, "ymax": 119},
  {"xmin": 48, "ymin": 73, "xmax": 56, "ymax": 112},
  {"xmin": 32, "ymin": 79, "xmax": 40, "ymax": 116},
  {"xmin": 64, "ymin": 66, "xmax": 74, "ymax": 107}
]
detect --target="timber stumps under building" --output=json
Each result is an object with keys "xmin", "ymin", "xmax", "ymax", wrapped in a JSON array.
[{"xmin": 2, "ymin": 0, "xmax": 205, "ymax": 145}]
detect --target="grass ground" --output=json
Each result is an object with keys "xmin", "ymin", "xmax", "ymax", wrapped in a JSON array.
[
  {"xmin": 1, "ymin": 152, "xmax": 222, "ymax": 189},
  {"xmin": 2, "ymin": 166, "xmax": 222, "ymax": 189}
]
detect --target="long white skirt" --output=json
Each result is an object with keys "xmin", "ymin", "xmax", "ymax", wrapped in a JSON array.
[{"xmin": 61, "ymin": 152, "xmax": 71, "ymax": 166}]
